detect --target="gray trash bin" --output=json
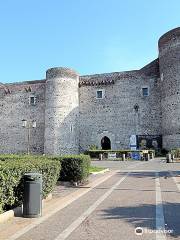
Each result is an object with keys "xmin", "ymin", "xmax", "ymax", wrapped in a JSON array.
[{"xmin": 23, "ymin": 172, "xmax": 42, "ymax": 218}]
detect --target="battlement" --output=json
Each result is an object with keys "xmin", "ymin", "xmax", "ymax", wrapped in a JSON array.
[{"xmin": 79, "ymin": 70, "xmax": 139, "ymax": 86}]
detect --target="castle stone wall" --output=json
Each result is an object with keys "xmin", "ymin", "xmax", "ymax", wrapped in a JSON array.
[
  {"xmin": 0, "ymin": 81, "xmax": 45, "ymax": 154},
  {"xmin": 79, "ymin": 68, "xmax": 161, "ymax": 151}
]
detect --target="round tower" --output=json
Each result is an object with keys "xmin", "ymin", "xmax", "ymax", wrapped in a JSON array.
[
  {"xmin": 158, "ymin": 27, "xmax": 180, "ymax": 149},
  {"xmin": 44, "ymin": 67, "xmax": 79, "ymax": 155}
]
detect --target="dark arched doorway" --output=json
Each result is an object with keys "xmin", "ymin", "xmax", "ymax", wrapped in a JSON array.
[{"xmin": 101, "ymin": 136, "xmax": 111, "ymax": 150}]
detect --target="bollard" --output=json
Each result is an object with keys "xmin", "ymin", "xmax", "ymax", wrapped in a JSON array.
[
  {"xmin": 144, "ymin": 153, "xmax": 148, "ymax": 161},
  {"xmin": 166, "ymin": 154, "xmax": 171, "ymax": 163},
  {"xmin": 122, "ymin": 154, "xmax": 126, "ymax": 161},
  {"xmin": 99, "ymin": 154, "xmax": 103, "ymax": 161}
]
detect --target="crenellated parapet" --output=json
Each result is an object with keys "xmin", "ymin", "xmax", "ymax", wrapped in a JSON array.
[{"xmin": 79, "ymin": 71, "xmax": 139, "ymax": 87}]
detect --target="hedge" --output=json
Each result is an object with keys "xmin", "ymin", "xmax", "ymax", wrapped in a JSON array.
[
  {"xmin": 0, "ymin": 154, "xmax": 91, "ymax": 213},
  {"xmin": 87, "ymin": 149, "xmax": 155, "ymax": 159},
  {"xmin": 0, "ymin": 154, "xmax": 46, "ymax": 161},
  {"xmin": 50, "ymin": 154, "xmax": 91, "ymax": 183},
  {"xmin": 170, "ymin": 148, "xmax": 180, "ymax": 158},
  {"xmin": 0, "ymin": 157, "xmax": 60, "ymax": 214},
  {"xmin": 0, "ymin": 154, "xmax": 91, "ymax": 182}
]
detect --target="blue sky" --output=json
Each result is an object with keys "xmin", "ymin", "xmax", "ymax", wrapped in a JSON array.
[{"xmin": 0, "ymin": 0, "xmax": 180, "ymax": 83}]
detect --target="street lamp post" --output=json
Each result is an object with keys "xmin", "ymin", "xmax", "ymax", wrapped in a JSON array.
[{"xmin": 22, "ymin": 120, "xmax": 36, "ymax": 155}]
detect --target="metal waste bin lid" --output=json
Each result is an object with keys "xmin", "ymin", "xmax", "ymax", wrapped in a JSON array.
[{"xmin": 24, "ymin": 172, "xmax": 42, "ymax": 181}]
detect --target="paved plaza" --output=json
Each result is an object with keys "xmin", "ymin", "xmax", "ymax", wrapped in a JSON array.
[{"xmin": 0, "ymin": 158, "xmax": 180, "ymax": 240}]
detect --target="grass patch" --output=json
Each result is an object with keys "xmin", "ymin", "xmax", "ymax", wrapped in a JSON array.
[{"xmin": 89, "ymin": 166, "xmax": 106, "ymax": 173}]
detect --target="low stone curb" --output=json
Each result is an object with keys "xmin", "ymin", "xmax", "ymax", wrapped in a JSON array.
[
  {"xmin": 0, "ymin": 209, "xmax": 15, "ymax": 224},
  {"xmin": 90, "ymin": 168, "xmax": 110, "ymax": 175},
  {"xmin": 0, "ymin": 193, "xmax": 52, "ymax": 224}
]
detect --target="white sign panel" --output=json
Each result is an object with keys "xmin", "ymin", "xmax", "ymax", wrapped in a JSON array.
[
  {"xmin": 108, "ymin": 153, "xmax": 116, "ymax": 159},
  {"xmin": 130, "ymin": 135, "xmax": 137, "ymax": 145},
  {"xmin": 130, "ymin": 147, "xmax": 137, "ymax": 150},
  {"xmin": 130, "ymin": 135, "xmax": 137, "ymax": 150}
]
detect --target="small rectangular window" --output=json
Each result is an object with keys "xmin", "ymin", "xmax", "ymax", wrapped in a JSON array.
[
  {"xmin": 96, "ymin": 89, "xmax": 105, "ymax": 99},
  {"xmin": 142, "ymin": 87, "xmax": 149, "ymax": 97},
  {"xmin": 29, "ymin": 96, "xmax": 36, "ymax": 105}
]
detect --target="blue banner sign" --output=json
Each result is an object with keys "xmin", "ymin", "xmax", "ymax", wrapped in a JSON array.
[{"xmin": 131, "ymin": 152, "xmax": 141, "ymax": 160}]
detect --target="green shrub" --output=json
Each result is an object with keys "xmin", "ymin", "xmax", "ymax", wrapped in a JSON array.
[
  {"xmin": 0, "ymin": 154, "xmax": 46, "ymax": 161},
  {"xmin": 0, "ymin": 153, "xmax": 91, "ymax": 213},
  {"xmin": 0, "ymin": 157, "xmax": 60, "ymax": 214},
  {"xmin": 171, "ymin": 148, "xmax": 180, "ymax": 158},
  {"xmin": 51, "ymin": 154, "xmax": 91, "ymax": 183}
]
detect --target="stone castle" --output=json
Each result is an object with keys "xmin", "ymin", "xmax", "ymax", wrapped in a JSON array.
[{"xmin": 0, "ymin": 27, "xmax": 180, "ymax": 155}]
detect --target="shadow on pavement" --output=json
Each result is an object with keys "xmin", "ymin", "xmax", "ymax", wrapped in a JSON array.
[
  {"xmin": 102, "ymin": 202, "xmax": 180, "ymax": 238},
  {"xmin": 114, "ymin": 171, "xmax": 180, "ymax": 179}
]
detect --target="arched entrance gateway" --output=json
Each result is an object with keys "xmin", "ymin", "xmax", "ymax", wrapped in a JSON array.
[{"xmin": 101, "ymin": 136, "xmax": 111, "ymax": 150}]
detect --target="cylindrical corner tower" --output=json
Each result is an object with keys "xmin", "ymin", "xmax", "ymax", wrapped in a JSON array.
[
  {"xmin": 44, "ymin": 67, "xmax": 79, "ymax": 155},
  {"xmin": 158, "ymin": 27, "xmax": 180, "ymax": 149}
]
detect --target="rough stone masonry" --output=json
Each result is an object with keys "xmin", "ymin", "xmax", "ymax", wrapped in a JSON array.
[{"xmin": 0, "ymin": 27, "xmax": 180, "ymax": 155}]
